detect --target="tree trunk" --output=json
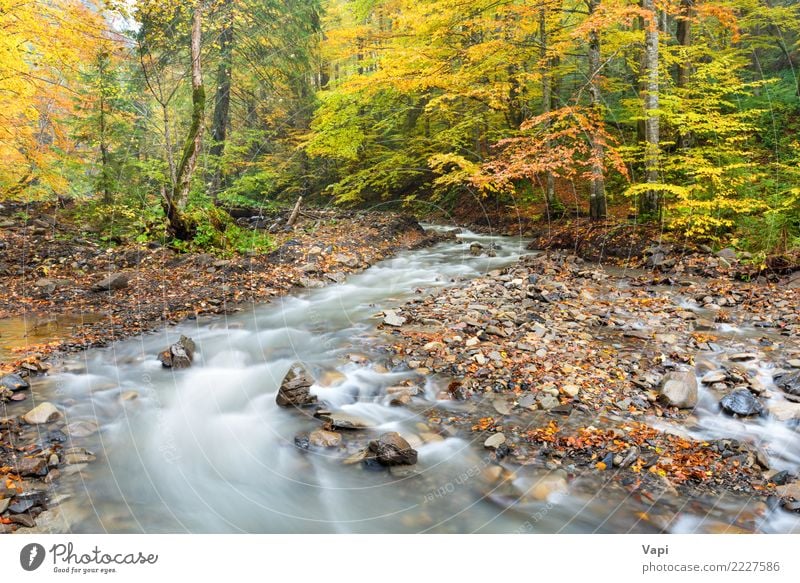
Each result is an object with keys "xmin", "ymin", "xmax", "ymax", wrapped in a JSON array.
[
  {"xmin": 639, "ymin": 0, "xmax": 661, "ymax": 217},
  {"xmin": 207, "ymin": 0, "xmax": 233, "ymax": 202},
  {"xmin": 587, "ymin": 0, "xmax": 606, "ymax": 221},
  {"xmin": 540, "ymin": 7, "xmax": 560, "ymax": 214},
  {"xmin": 676, "ymin": 0, "xmax": 693, "ymax": 149},
  {"xmin": 164, "ymin": 5, "xmax": 205, "ymax": 240}
]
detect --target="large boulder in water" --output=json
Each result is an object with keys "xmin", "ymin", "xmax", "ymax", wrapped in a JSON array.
[
  {"xmin": 367, "ymin": 432, "xmax": 418, "ymax": 466},
  {"xmin": 158, "ymin": 335, "xmax": 196, "ymax": 369},
  {"xmin": 276, "ymin": 363, "xmax": 317, "ymax": 407},
  {"xmin": 658, "ymin": 370, "xmax": 698, "ymax": 409},
  {"xmin": 720, "ymin": 388, "xmax": 763, "ymax": 417}
]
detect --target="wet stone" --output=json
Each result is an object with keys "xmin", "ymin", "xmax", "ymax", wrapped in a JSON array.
[
  {"xmin": 720, "ymin": 388, "xmax": 764, "ymax": 417},
  {"xmin": 367, "ymin": 432, "xmax": 418, "ymax": 466},
  {"xmin": 276, "ymin": 363, "xmax": 317, "ymax": 407},
  {"xmin": 0, "ymin": 373, "xmax": 29, "ymax": 392}
]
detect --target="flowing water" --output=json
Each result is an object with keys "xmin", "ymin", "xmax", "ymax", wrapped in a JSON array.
[{"xmin": 12, "ymin": 228, "xmax": 800, "ymax": 533}]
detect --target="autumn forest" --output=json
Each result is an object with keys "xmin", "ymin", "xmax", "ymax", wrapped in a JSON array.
[{"xmin": 1, "ymin": 0, "xmax": 798, "ymax": 256}]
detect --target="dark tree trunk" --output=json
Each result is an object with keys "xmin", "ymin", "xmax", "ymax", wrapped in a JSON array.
[
  {"xmin": 207, "ymin": 0, "xmax": 233, "ymax": 202},
  {"xmin": 587, "ymin": 0, "xmax": 606, "ymax": 221}
]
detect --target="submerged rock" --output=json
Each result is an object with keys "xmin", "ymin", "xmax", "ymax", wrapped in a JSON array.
[
  {"xmin": 658, "ymin": 370, "xmax": 698, "ymax": 408},
  {"xmin": 367, "ymin": 432, "xmax": 418, "ymax": 466},
  {"xmin": 276, "ymin": 363, "xmax": 317, "ymax": 407},
  {"xmin": 158, "ymin": 335, "xmax": 196, "ymax": 369},
  {"xmin": 720, "ymin": 388, "xmax": 763, "ymax": 417}
]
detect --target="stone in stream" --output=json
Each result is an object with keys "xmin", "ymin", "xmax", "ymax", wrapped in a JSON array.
[
  {"xmin": 308, "ymin": 429, "xmax": 342, "ymax": 448},
  {"xmin": 484, "ymin": 433, "xmax": 506, "ymax": 449},
  {"xmin": 90, "ymin": 272, "xmax": 129, "ymax": 292},
  {"xmin": 317, "ymin": 411, "xmax": 373, "ymax": 430},
  {"xmin": 658, "ymin": 370, "xmax": 698, "ymax": 409},
  {"xmin": 158, "ymin": 335, "xmax": 196, "ymax": 369},
  {"xmin": 775, "ymin": 370, "xmax": 800, "ymax": 398},
  {"xmin": 701, "ymin": 371, "xmax": 728, "ymax": 384},
  {"xmin": 22, "ymin": 402, "xmax": 62, "ymax": 424},
  {"xmin": 13, "ymin": 456, "xmax": 48, "ymax": 477},
  {"xmin": 367, "ymin": 432, "xmax": 418, "ymax": 466},
  {"xmin": 382, "ymin": 309, "xmax": 406, "ymax": 327},
  {"xmin": 720, "ymin": 388, "xmax": 763, "ymax": 417},
  {"xmin": 0, "ymin": 373, "xmax": 29, "ymax": 392},
  {"xmin": 63, "ymin": 447, "xmax": 96, "ymax": 465},
  {"xmin": 469, "ymin": 242, "xmax": 484, "ymax": 256},
  {"xmin": 276, "ymin": 363, "xmax": 317, "ymax": 408}
]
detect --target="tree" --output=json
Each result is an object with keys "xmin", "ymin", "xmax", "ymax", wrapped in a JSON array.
[
  {"xmin": 586, "ymin": 0, "xmax": 607, "ymax": 220},
  {"xmin": 639, "ymin": 0, "xmax": 661, "ymax": 217}
]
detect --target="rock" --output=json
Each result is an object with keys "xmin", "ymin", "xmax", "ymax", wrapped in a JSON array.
[
  {"xmin": 538, "ymin": 394, "xmax": 560, "ymax": 410},
  {"xmin": 158, "ymin": 335, "xmax": 196, "ymax": 369},
  {"xmin": 63, "ymin": 447, "xmax": 96, "ymax": 464},
  {"xmin": 309, "ymin": 429, "xmax": 342, "ymax": 448},
  {"xmin": 729, "ymin": 352, "xmax": 756, "ymax": 362},
  {"xmin": 91, "ymin": 272, "xmax": 129, "ymax": 292},
  {"xmin": 318, "ymin": 411, "xmax": 373, "ymax": 430},
  {"xmin": 469, "ymin": 242, "xmax": 484, "ymax": 256},
  {"xmin": 484, "ymin": 433, "xmax": 506, "ymax": 449},
  {"xmin": 120, "ymin": 390, "xmax": 139, "ymax": 401},
  {"xmin": 0, "ymin": 373, "xmax": 29, "ymax": 391},
  {"xmin": 701, "ymin": 371, "xmax": 728, "ymax": 384},
  {"xmin": 658, "ymin": 370, "xmax": 698, "ymax": 409},
  {"xmin": 66, "ymin": 420, "xmax": 99, "ymax": 437},
  {"xmin": 22, "ymin": 402, "xmax": 62, "ymax": 424},
  {"xmin": 382, "ymin": 310, "xmax": 406, "ymax": 327},
  {"xmin": 34, "ymin": 278, "xmax": 56, "ymax": 293},
  {"xmin": 8, "ymin": 514, "xmax": 36, "ymax": 528},
  {"xmin": 768, "ymin": 401, "xmax": 800, "ymax": 421},
  {"xmin": 13, "ymin": 457, "xmax": 48, "ymax": 477},
  {"xmin": 775, "ymin": 370, "xmax": 800, "ymax": 397},
  {"xmin": 716, "ymin": 248, "xmax": 738, "ymax": 262},
  {"xmin": 492, "ymin": 399, "xmax": 513, "ymax": 415},
  {"xmin": 367, "ymin": 432, "xmax": 418, "ymax": 466},
  {"xmin": 0, "ymin": 498, "xmax": 9, "ymax": 514},
  {"xmin": 7, "ymin": 491, "xmax": 46, "ymax": 513},
  {"xmin": 720, "ymin": 388, "xmax": 763, "ymax": 417},
  {"xmin": 276, "ymin": 363, "xmax": 317, "ymax": 407},
  {"xmin": 561, "ymin": 384, "xmax": 581, "ymax": 398},
  {"xmin": 787, "ymin": 359, "xmax": 800, "ymax": 369}
]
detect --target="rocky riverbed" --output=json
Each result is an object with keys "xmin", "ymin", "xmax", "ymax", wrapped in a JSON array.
[
  {"xmin": 2, "ymin": 222, "xmax": 799, "ymax": 533},
  {"xmin": 375, "ymin": 247, "xmax": 800, "ymax": 526}
]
